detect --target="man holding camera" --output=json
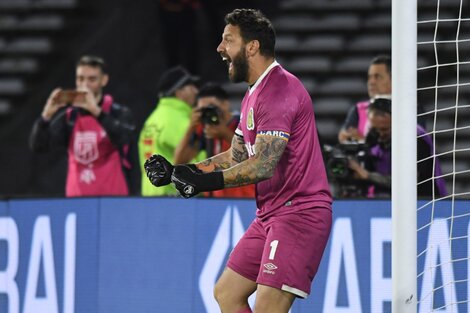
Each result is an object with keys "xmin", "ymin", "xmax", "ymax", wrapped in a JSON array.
[
  {"xmin": 174, "ymin": 83, "xmax": 255, "ymax": 198},
  {"xmin": 29, "ymin": 55, "xmax": 136, "ymax": 197},
  {"xmin": 348, "ymin": 97, "xmax": 447, "ymax": 198}
]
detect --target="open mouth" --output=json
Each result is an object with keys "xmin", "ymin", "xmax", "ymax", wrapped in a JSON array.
[{"xmin": 221, "ymin": 55, "xmax": 232, "ymax": 71}]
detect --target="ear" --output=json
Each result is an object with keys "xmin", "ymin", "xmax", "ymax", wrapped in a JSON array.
[
  {"xmin": 101, "ymin": 73, "xmax": 109, "ymax": 87},
  {"xmin": 246, "ymin": 40, "xmax": 260, "ymax": 57}
]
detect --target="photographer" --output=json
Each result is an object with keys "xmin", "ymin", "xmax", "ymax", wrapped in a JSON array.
[
  {"xmin": 347, "ymin": 97, "xmax": 447, "ymax": 198},
  {"xmin": 174, "ymin": 83, "xmax": 255, "ymax": 198},
  {"xmin": 29, "ymin": 55, "xmax": 136, "ymax": 197}
]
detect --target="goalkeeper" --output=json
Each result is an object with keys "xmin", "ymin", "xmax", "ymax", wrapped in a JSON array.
[{"xmin": 144, "ymin": 8, "xmax": 332, "ymax": 313}]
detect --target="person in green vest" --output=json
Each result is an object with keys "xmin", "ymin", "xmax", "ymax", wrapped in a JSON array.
[{"xmin": 138, "ymin": 66, "xmax": 205, "ymax": 196}]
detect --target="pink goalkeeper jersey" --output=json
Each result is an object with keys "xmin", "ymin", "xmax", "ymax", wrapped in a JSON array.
[{"xmin": 236, "ymin": 62, "xmax": 332, "ymax": 219}]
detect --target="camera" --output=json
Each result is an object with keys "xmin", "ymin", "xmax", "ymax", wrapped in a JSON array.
[
  {"xmin": 323, "ymin": 142, "xmax": 370, "ymax": 197},
  {"xmin": 200, "ymin": 104, "xmax": 221, "ymax": 125},
  {"xmin": 324, "ymin": 142, "xmax": 368, "ymax": 179},
  {"xmin": 55, "ymin": 90, "xmax": 86, "ymax": 104}
]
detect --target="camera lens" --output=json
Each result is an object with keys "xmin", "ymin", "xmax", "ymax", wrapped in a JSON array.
[
  {"xmin": 327, "ymin": 158, "xmax": 349, "ymax": 179},
  {"xmin": 200, "ymin": 104, "xmax": 220, "ymax": 125}
]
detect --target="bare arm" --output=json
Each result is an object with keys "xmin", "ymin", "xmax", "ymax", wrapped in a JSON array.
[
  {"xmin": 195, "ymin": 133, "xmax": 248, "ymax": 172},
  {"xmin": 222, "ymin": 134, "xmax": 287, "ymax": 188},
  {"xmin": 170, "ymin": 134, "xmax": 286, "ymax": 198},
  {"xmin": 349, "ymin": 158, "xmax": 391, "ymax": 188}
]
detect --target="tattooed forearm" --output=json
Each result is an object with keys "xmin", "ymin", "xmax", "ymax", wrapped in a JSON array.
[
  {"xmin": 223, "ymin": 135, "xmax": 287, "ymax": 188},
  {"xmin": 231, "ymin": 134, "xmax": 248, "ymax": 164},
  {"xmin": 196, "ymin": 150, "xmax": 232, "ymax": 172},
  {"xmin": 197, "ymin": 134, "xmax": 248, "ymax": 173},
  {"xmin": 232, "ymin": 146, "xmax": 246, "ymax": 164},
  {"xmin": 210, "ymin": 152, "xmax": 232, "ymax": 171}
]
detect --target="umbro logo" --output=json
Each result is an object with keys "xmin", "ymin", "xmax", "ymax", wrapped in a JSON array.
[
  {"xmin": 263, "ymin": 263, "xmax": 278, "ymax": 275},
  {"xmin": 263, "ymin": 263, "xmax": 278, "ymax": 270}
]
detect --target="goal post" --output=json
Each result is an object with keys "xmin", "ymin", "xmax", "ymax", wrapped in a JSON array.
[{"xmin": 392, "ymin": 0, "xmax": 418, "ymax": 312}]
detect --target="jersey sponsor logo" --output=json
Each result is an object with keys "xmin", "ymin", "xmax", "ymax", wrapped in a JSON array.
[
  {"xmin": 74, "ymin": 131, "xmax": 99, "ymax": 165},
  {"xmin": 246, "ymin": 107, "xmax": 254, "ymax": 130},
  {"xmin": 263, "ymin": 262, "xmax": 278, "ymax": 275},
  {"xmin": 257, "ymin": 130, "xmax": 290, "ymax": 141}
]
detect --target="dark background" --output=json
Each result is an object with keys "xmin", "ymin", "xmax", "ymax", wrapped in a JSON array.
[
  {"xmin": 2, "ymin": 0, "xmax": 468, "ymax": 198},
  {"xmin": 0, "ymin": 0, "xmax": 278, "ymax": 198}
]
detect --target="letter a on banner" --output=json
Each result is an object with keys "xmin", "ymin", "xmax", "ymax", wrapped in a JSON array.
[{"xmin": 323, "ymin": 218, "xmax": 362, "ymax": 313}]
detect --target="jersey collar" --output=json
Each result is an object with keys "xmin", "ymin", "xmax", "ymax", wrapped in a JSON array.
[{"xmin": 248, "ymin": 60, "xmax": 280, "ymax": 95}]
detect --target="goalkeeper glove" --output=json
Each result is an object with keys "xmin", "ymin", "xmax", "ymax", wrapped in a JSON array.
[
  {"xmin": 171, "ymin": 164, "xmax": 224, "ymax": 198},
  {"xmin": 144, "ymin": 154, "xmax": 174, "ymax": 187}
]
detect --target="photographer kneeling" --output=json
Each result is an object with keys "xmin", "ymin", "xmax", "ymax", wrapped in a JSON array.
[
  {"xmin": 174, "ymin": 83, "xmax": 255, "ymax": 198},
  {"xmin": 348, "ymin": 97, "xmax": 447, "ymax": 198}
]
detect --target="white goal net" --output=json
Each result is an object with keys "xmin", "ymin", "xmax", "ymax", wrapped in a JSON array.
[{"xmin": 415, "ymin": 0, "xmax": 470, "ymax": 312}]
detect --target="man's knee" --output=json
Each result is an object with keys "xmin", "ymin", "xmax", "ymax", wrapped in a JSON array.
[
  {"xmin": 213, "ymin": 280, "xmax": 225, "ymax": 304},
  {"xmin": 253, "ymin": 285, "xmax": 296, "ymax": 313},
  {"xmin": 214, "ymin": 278, "xmax": 251, "ymax": 309}
]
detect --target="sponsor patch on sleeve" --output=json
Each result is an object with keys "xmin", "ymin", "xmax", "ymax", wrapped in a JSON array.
[{"xmin": 257, "ymin": 130, "xmax": 290, "ymax": 141}]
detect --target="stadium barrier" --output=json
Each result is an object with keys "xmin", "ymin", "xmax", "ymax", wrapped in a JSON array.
[{"xmin": 0, "ymin": 198, "xmax": 468, "ymax": 313}]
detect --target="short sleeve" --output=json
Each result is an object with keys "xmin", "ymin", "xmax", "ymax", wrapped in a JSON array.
[{"xmin": 255, "ymin": 92, "xmax": 297, "ymax": 134}]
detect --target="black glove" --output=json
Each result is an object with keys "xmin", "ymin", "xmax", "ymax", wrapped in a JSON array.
[
  {"xmin": 171, "ymin": 164, "xmax": 224, "ymax": 198},
  {"xmin": 144, "ymin": 154, "xmax": 174, "ymax": 187}
]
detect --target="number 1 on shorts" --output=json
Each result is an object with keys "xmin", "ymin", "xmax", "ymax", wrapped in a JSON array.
[{"xmin": 269, "ymin": 240, "xmax": 279, "ymax": 260}]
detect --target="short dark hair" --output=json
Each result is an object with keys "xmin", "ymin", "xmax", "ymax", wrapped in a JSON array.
[
  {"xmin": 225, "ymin": 9, "xmax": 276, "ymax": 58},
  {"xmin": 197, "ymin": 83, "xmax": 228, "ymax": 101},
  {"xmin": 371, "ymin": 55, "xmax": 391, "ymax": 76},
  {"xmin": 76, "ymin": 55, "xmax": 107, "ymax": 73},
  {"xmin": 369, "ymin": 97, "xmax": 391, "ymax": 115}
]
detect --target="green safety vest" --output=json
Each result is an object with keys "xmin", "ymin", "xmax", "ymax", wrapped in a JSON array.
[{"xmin": 138, "ymin": 97, "xmax": 206, "ymax": 196}]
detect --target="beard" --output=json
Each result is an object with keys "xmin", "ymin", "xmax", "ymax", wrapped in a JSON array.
[{"xmin": 229, "ymin": 47, "xmax": 249, "ymax": 83}]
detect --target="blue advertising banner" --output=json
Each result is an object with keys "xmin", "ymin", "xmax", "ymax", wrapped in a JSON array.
[
  {"xmin": 0, "ymin": 199, "xmax": 100, "ymax": 313},
  {"xmin": 0, "ymin": 198, "xmax": 468, "ymax": 313}
]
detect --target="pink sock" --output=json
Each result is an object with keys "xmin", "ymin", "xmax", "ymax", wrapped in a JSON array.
[{"xmin": 236, "ymin": 308, "xmax": 252, "ymax": 313}]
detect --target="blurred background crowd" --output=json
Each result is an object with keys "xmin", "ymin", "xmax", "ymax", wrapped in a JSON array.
[{"xmin": 0, "ymin": 0, "xmax": 468, "ymax": 198}]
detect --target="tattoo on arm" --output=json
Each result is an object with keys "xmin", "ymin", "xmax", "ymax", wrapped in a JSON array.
[
  {"xmin": 197, "ymin": 150, "xmax": 232, "ymax": 172},
  {"xmin": 231, "ymin": 134, "xmax": 248, "ymax": 164},
  {"xmin": 223, "ymin": 135, "xmax": 287, "ymax": 188},
  {"xmin": 196, "ymin": 134, "xmax": 247, "ymax": 172}
]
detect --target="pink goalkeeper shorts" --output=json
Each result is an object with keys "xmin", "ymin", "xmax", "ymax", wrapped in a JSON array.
[{"xmin": 227, "ymin": 206, "xmax": 332, "ymax": 298}]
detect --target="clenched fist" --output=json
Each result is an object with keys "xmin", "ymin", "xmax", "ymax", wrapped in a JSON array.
[{"xmin": 144, "ymin": 154, "xmax": 174, "ymax": 187}]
